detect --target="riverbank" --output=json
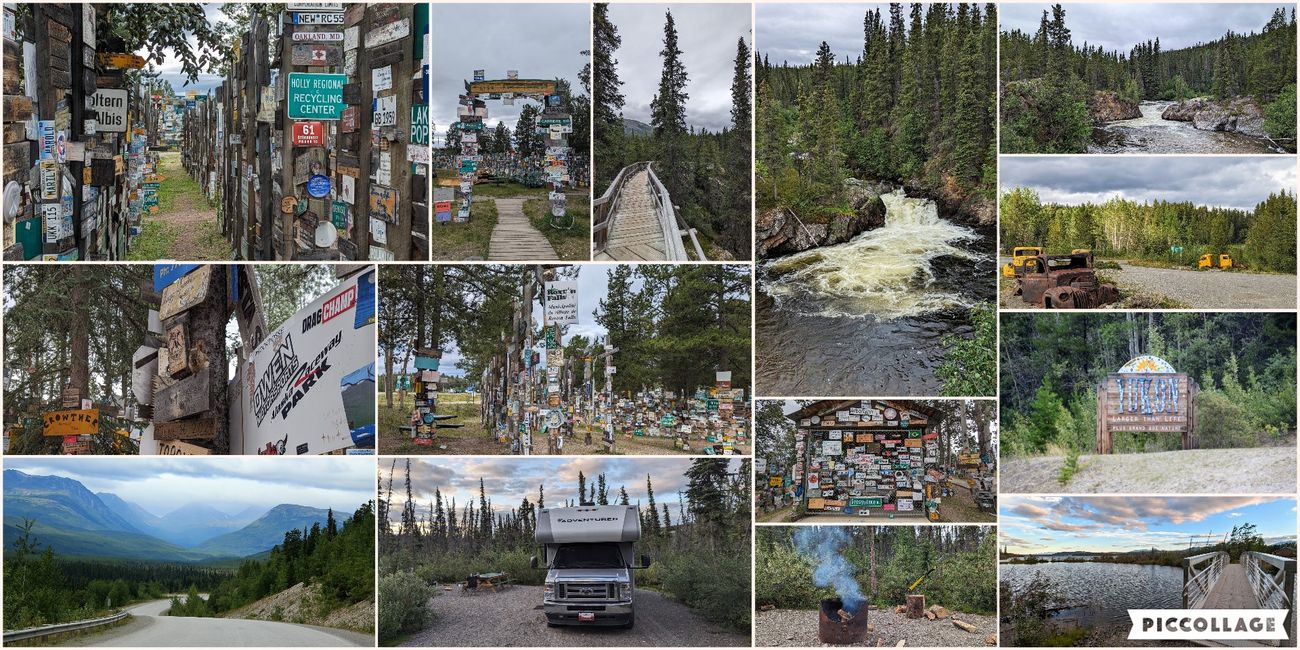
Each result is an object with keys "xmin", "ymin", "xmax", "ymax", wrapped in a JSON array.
[{"xmin": 1089, "ymin": 100, "xmax": 1281, "ymax": 153}]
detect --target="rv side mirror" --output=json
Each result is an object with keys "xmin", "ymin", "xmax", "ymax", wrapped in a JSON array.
[
  {"xmin": 530, "ymin": 556, "xmax": 539, "ymax": 569},
  {"xmin": 640, "ymin": 554, "xmax": 652, "ymax": 568}
]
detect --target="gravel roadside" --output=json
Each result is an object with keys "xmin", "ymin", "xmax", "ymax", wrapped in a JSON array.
[
  {"xmin": 1105, "ymin": 263, "xmax": 1296, "ymax": 309},
  {"xmin": 755, "ymin": 608, "xmax": 996, "ymax": 647},
  {"xmin": 1000, "ymin": 446, "xmax": 1297, "ymax": 494},
  {"xmin": 396, "ymin": 584, "xmax": 749, "ymax": 647}
]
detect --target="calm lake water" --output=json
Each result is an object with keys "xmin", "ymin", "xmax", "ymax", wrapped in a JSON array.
[
  {"xmin": 1002, "ymin": 562, "xmax": 1183, "ymax": 627},
  {"xmin": 755, "ymin": 191, "xmax": 995, "ymax": 396},
  {"xmin": 1089, "ymin": 101, "xmax": 1279, "ymax": 154}
]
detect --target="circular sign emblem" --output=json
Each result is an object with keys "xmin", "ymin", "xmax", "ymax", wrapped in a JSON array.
[
  {"xmin": 306, "ymin": 174, "xmax": 331, "ymax": 199},
  {"xmin": 280, "ymin": 196, "xmax": 298, "ymax": 214}
]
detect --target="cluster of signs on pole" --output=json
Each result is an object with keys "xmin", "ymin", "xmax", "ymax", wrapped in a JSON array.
[
  {"xmin": 792, "ymin": 401, "xmax": 943, "ymax": 520},
  {"xmin": 408, "ymin": 349, "xmax": 442, "ymax": 447}
]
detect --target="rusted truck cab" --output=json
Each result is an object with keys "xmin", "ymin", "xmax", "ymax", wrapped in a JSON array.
[{"xmin": 1014, "ymin": 252, "xmax": 1119, "ymax": 308}]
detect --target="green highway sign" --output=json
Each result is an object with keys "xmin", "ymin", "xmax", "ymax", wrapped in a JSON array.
[{"xmin": 287, "ymin": 73, "xmax": 347, "ymax": 120}]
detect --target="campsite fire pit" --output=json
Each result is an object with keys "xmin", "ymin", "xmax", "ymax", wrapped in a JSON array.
[{"xmin": 818, "ymin": 597, "xmax": 869, "ymax": 644}]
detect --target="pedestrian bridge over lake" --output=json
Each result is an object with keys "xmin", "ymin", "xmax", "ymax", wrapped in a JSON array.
[
  {"xmin": 593, "ymin": 161, "xmax": 706, "ymax": 262},
  {"xmin": 1184, "ymin": 551, "xmax": 1296, "ymax": 647}
]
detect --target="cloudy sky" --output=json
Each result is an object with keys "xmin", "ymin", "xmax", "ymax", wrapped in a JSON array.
[
  {"xmin": 432, "ymin": 3, "xmax": 588, "ymax": 146},
  {"xmin": 1000, "ymin": 496, "xmax": 1298, "ymax": 555},
  {"xmin": 606, "ymin": 3, "xmax": 751, "ymax": 133},
  {"xmin": 383, "ymin": 264, "xmax": 751, "ymax": 377},
  {"xmin": 1000, "ymin": 3, "xmax": 1291, "ymax": 53},
  {"xmin": 6, "ymin": 458, "xmax": 374, "ymax": 519},
  {"xmin": 757, "ymin": 3, "xmax": 890, "ymax": 67},
  {"xmin": 381, "ymin": 457, "xmax": 743, "ymax": 526},
  {"xmin": 1000, "ymin": 157, "xmax": 1297, "ymax": 211}
]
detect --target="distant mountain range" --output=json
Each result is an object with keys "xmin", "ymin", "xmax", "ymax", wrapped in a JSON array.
[
  {"xmin": 623, "ymin": 118, "xmax": 653, "ymax": 138},
  {"xmin": 4, "ymin": 470, "xmax": 334, "ymax": 563}
]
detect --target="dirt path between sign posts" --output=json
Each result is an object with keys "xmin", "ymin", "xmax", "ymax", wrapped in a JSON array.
[
  {"xmin": 129, "ymin": 151, "xmax": 230, "ymax": 260},
  {"xmin": 398, "ymin": 584, "xmax": 748, "ymax": 647},
  {"xmin": 755, "ymin": 607, "xmax": 996, "ymax": 647},
  {"xmin": 1000, "ymin": 446, "xmax": 1297, "ymax": 494}
]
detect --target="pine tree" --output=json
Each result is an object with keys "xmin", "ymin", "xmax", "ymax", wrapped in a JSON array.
[
  {"xmin": 644, "ymin": 474, "xmax": 661, "ymax": 535},
  {"xmin": 618, "ymin": 486, "xmax": 630, "ymax": 505},
  {"xmin": 650, "ymin": 9, "xmax": 690, "ymax": 196},
  {"xmin": 515, "ymin": 104, "xmax": 540, "ymax": 156},
  {"xmin": 593, "ymin": 3, "xmax": 626, "ymax": 190},
  {"xmin": 597, "ymin": 474, "xmax": 609, "ymax": 505}
]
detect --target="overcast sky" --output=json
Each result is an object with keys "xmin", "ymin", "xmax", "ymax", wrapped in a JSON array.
[
  {"xmin": 1001, "ymin": 496, "xmax": 1297, "ymax": 555},
  {"xmin": 381, "ymin": 457, "xmax": 743, "ymax": 526},
  {"xmin": 432, "ymin": 3, "xmax": 588, "ymax": 146},
  {"xmin": 1000, "ymin": 157, "xmax": 1297, "ymax": 211},
  {"xmin": 606, "ymin": 3, "xmax": 751, "ymax": 133},
  {"xmin": 6, "ymin": 458, "xmax": 374, "ymax": 519},
  {"xmin": 1000, "ymin": 3, "xmax": 1292, "ymax": 53},
  {"xmin": 757, "ymin": 3, "xmax": 888, "ymax": 67}
]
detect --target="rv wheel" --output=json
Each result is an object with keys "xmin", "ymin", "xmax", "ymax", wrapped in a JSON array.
[{"xmin": 622, "ymin": 612, "xmax": 636, "ymax": 630}]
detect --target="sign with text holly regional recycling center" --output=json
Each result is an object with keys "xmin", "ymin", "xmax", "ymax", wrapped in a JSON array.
[
  {"xmin": 240, "ymin": 270, "xmax": 377, "ymax": 455},
  {"xmin": 287, "ymin": 73, "xmax": 347, "ymax": 120}
]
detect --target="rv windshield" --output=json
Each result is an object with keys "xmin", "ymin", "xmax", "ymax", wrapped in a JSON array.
[{"xmin": 552, "ymin": 542, "xmax": 627, "ymax": 569}]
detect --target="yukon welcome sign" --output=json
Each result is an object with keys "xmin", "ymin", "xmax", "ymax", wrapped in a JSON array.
[{"xmin": 240, "ymin": 269, "xmax": 377, "ymax": 455}]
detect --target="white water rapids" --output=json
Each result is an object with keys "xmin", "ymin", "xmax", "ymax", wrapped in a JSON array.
[{"xmin": 764, "ymin": 190, "xmax": 986, "ymax": 319}]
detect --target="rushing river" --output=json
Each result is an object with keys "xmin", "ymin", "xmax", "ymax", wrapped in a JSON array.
[
  {"xmin": 1001, "ymin": 562, "xmax": 1183, "ymax": 628},
  {"xmin": 1089, "ymin": 100, "xmax": 1280, "ymax": 154},
  {"xmin": 756, "ymin": 190, "xmax": 994, "ymax": 396}
]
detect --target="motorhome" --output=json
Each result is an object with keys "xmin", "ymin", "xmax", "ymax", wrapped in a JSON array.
[{"xmin": 532, "ymin": 504, "xmax": 649, "ymax": 628}]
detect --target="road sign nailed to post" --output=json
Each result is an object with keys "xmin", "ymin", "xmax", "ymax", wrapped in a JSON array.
[
  {"xmin": 291, "ymin": 42, "xmax": 342, "ymax": 66},
  {"xmin": 97, "ymin": 53, "xmax": 147, "ymax": 69},
  {"xmin": 292, "ymin": 121, "xmax": 327, "ymax": 146},
  {"xmin": 288, "ymin": 73, "xmax": 347, "ymax": 119}
]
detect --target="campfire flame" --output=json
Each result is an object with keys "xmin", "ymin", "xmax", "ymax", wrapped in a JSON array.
[{"xmin": 795, "ymin": 527, "xmax": 865, "ymax": 613}]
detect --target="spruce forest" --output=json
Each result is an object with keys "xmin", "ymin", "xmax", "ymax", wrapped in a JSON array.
[
  {"xmin": 999, "ymin": 188, "xmax": 1298, "ymax": 273},
  {"xmin": 756, "ymin": 3, "xmax": 998, "ymax": 222},
  {"xmin": 1000, "ymin": 312, "xmax": 1297, "ymax": 456},
  {"xmin": 1000, "ymin": 4, "xmax": 1298, "ymax": 152},
  {"xmin": 377, "ymin": 459, "xmax": 752, "ymax": 644},
  {"xmin": 593, "ymin": 4, "xmax": 753, "ymax": 260}
]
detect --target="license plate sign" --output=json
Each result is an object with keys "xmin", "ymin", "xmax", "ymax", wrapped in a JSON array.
[{"xmin": 577, "ymin": 612, "xmax": 595, "ymax": 622}]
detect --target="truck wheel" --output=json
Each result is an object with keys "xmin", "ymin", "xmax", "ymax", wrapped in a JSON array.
[{"xmin": 622, "ymin": 612, "xmax": 635, "ymax": 630}]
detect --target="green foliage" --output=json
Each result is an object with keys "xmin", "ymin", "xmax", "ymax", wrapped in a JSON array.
[
  {"xmin": 1265, "ymin": 83, "xmax": 1298, "ymax": 142},
  {"xmin": 754, "ymin": 542, "xmax": 822, "ymax": 608},
  {"xmin": 1057, "ymin": 445, "xmax": 1080, "ymax": 484},
  {"xmin": 377, "ymin": 571, "xmax": 434, "ymax": 645},
  {"xmin": 938, "ymin": 302, "xmax": 996, "ymax": 397},
  {"xmin": 999, "ymin": 573, "xmax": 1071, "ymax": 646},
  {"xmin": 656, "ymin": 551, "xmax": 751, "ymax": 631}
]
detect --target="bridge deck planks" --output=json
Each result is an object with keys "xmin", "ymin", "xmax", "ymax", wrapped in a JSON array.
[
  {"xmin": 602, "ymin": 170, "xmax": 668, "ymax": 261},
  {"xmin": 1199, "ymin": 564, "xmax": 1259, "ymax": 610},
  {"xmin": 487, "ymin": 197, "xmax": 559, "ymax": 261}
]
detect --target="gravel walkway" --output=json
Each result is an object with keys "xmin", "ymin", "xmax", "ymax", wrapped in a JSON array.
[
  {"xmin": 755, "ymin": 608, "xmax": 996, "ymax": 647},
  {"xmin": 1105, "ymin": 263, "xmax": 1296, "ymax": 309},
  {"xmin": 1000, "ymin": 446, "xmax": 1297, "ymax": 494},
  {"xmin": 397, "ymin": 584, "xmax": 749, "ymax": 647}
]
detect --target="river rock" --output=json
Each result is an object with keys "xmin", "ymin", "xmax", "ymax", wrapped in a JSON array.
[
  {"xmin": 756, "ymin": 180, "xmax": 886, "ymax": 258},
  {"xmin": 1087, "ymin": 91, "xmax": 1141, "ymax": 123},
  {"xmin": 1161, "ymin": 97, "xmax": 1268, "ymax": 138}
]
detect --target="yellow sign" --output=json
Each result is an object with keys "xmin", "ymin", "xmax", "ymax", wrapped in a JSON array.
[
  {"xmin": 468, "ymin": 79, "xmax": 556, "ymax": 95},
  {"xmin": 43, "ymin": 409, "xmax": 100, "ymax": 436},
  {"xmin": 98, "ymin": 53, "xmax": 148, "ymax": 69}
]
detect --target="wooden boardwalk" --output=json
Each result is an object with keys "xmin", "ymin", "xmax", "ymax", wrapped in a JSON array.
[
  {"xmin": 487, "ymin": 197, "xmax": 558, "ymax": 261},
  {"xmin": 1196, "ymin": 563, "xmax": 1281, "ymax": 648},
  {"xmin": 595, "ymin": 170, "xmax": 668, "ymax": 261}
]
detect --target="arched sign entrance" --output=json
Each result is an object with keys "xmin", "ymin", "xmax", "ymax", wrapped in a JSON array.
[
  {"xmin": 1096, "ymin": 354, "xmax": 1198, "ymax": 453},
  {"xmin": 450, "ymin": 73, "xmax": 573, "ymax": 228}
]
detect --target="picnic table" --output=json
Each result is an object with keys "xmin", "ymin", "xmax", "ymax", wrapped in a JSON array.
[{"xmin": 463, "ymin": 571, "xmax": 511, "ymax": 594}]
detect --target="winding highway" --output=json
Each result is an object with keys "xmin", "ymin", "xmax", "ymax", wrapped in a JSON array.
[{"xmin": 61, "ymin": 598, "xmax": 371, "ymax": 647}]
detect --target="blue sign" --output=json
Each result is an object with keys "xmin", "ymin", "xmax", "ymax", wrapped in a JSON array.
[
  {"xmin": 153, "ymin": 264, "xmax": 201, "ymax": 292},
  {"xmin": 414, "ymin": 356, "xmax": 440, "ymax": 371},
  {"xmin": 306, "ymin": 174, "xmax": 332, "ymax": 198},
  {"xmin": 186, "ymin": 100, "xmax": 196, "ymax": 109}
]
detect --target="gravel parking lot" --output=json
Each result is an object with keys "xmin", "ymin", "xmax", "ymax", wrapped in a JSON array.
[
  {"xmin": 755, "ymin": 607, "xmax": 996, "ymax": 647},
  {"xmin": 396, "ymin": 584, "xmax": 749, "ymax": 647}
]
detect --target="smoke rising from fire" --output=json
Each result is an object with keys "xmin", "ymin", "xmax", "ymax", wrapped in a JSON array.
[{"xmin": 794, "ymin": 526, "xmax": 866, "ymax": 612}]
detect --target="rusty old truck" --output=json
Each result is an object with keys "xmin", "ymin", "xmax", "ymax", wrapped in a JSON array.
[{"xmin": 1012, "ymin": 252, "xmax": 1119, "ymax": 308}]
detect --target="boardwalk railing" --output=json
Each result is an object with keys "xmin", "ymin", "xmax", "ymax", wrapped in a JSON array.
[
  {"xmin": 593, "ymin": 161, "xmax": 707, "ymax": 261},
  {"xmin": 3, "ymin": 610, "xmax": 129, "ymax": 644},
  {"xmin": 1243, "ymin": 551, "xmax": 1297, "ymax": 647},
  {"xmin": 592, "ymin": 161, "xmax": 646, "ymax": 254},
  {"xmin": 1184, "ymin": 551, "xmax": 1227, "ymax": 609}
]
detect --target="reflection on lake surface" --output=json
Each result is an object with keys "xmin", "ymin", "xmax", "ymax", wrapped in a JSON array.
[{"xmin": 1002, "ymin": 562, "xmax": 1182, "ymax": 627}]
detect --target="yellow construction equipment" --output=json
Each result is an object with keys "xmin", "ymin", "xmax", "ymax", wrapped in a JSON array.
[{"xmin": 1198, "ymin": 253, "xmax": 1234, "ymax": 270}]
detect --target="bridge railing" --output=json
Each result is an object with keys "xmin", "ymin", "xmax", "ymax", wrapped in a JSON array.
[
  {"xmin": 646, "ymin": 163, "xmax": 706, "ymax": 261},
  {"xmin": 1244, "ymin": 551, "xmax": 1296, "ymax": 647},
  {"xmin": 593, "ymin": 161, "xmax": 648, "ymax": 255},
  {"xmin": 3, "ymin": 610, "xmax": 129, "ymax": 644},
  {"xmin": 1183, "ymin": 550, "xmax": 1227, "ymax": 609}
]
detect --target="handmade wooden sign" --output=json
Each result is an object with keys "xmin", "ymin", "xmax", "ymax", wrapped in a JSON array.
[
  {"xmin": 43, "ymin": 409, "xmax": 99, "ymax": 436},
  {"xmin": 157, "ymin": 439, "xmax": 212, "ymax": 455},
  {"xmin": 153, "ymin": 372, "xmax": 210, "ymax": 422},
  {"xmin": 158, "ymin": 265, "xmax": 211, "ymax": 320},
  {"xmin": 1096, "ymin": 355, "xmax": 1196, "ymax": 453},
  {"xmin": 154, "ymin": 417, "xmax": 217, "ymax": 441},
  {"xmin": 96, "ymin": 52, "xmax": 146, "ymax": 69},
  {"xmin": 165, "ymin": 321, "xmax": 190, "ymax": 378}
]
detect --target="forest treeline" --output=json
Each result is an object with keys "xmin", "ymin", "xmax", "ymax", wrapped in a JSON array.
[
  {"xmin": 594, "ymin": 4, "xmax": 752, "ymax": 259},
  {"xmin": 1001, "ymin": 4, "xmax": 1297, "ymax": 152},
  {"xmin": 378, "ymin": 265, "xmax": 751, "ymax": 399},
  {"xmin": 3, "ymin": 521, "xmax": 226, "ymax": 630},
  {"xmin": 2, "ymin": 265, "xmax": 341, "ymax": 454},
  {"xmin": 377, "ymin": 459, "xmax": 752, "ymax": 643},
  {"xmin": 1000, "ymin": 312, "xmax": 1297, "ymax": 455},
  {"xmin": 756, "ymin": 3, "xmax": 997, "ymax": 221},
  {"xmin": 167, "ymin": 503, "xmax": 375, "ymax": 624},
  {"xmin": 756, "ymin": 526, "xmax": 996, "ymax": 614},
  {"xmin": 999, "ymin": 188, "xmax": 1298, "ymax": 273}
]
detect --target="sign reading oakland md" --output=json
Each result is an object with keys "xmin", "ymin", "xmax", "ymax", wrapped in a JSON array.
[{"xmin": 287, "ymin": 73, "xmax": 347, "ymax": 120}]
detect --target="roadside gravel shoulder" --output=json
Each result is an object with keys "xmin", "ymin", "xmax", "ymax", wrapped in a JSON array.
[
  {"xmin": 1000, "ymin": 446, "xmax": 1297, "ymax": 494},
  {"xmin": 755, "ymin": 608, "xmax": 996, "ymax": 647}
]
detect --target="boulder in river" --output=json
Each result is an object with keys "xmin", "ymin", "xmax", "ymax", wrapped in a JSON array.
[
  {"xmin": 1087, "ymin": 91, "xmax": 1141, "ymax": 123},
  {"xmin": 1161, "ymin": 97, "xmax": 1268, "ymax": 138},
  {"xmin": 756, "ymin": 179, "xmax": 886, "ymax": 258}
]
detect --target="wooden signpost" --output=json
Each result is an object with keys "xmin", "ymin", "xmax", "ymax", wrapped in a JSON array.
[
  {"xmin": 43, "ymin": 409, "xmax": 99, "ymax": 436},
  {"xmin": 1096, "ymin": 355, "xmax": 1197, "ymax": 453}
]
